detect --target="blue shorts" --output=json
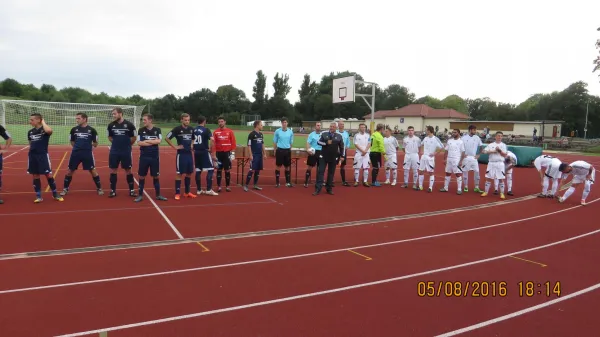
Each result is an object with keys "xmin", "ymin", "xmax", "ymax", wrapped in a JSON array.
[
  {"xmin": 27, "ymin": 152, "xmax": 52, "ymax": 175},
  {"xmin": 109, "ymin": 152, "xmax": 132, "ymax": 169},
  {"xmin": 68, "ymin": 150, "xmax": 96, "ymax": 171},
  {"xmin": 176, "ymin": 152, "xmax": 194, "ymax": 174},
  {"xmin": 138, "ymin": 156, "xmax": 160, "ymax": 177},
  {"xmin": 250, "ymin": 154, "xmax": 263, "ymax": 171},
  {"xmin": 194, "ymin": 151, "xmax": 214, "ymax": 171}
]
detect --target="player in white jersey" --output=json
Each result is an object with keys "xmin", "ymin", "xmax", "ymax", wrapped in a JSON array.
[
  {"xmin": 440, "ymin": 129, "xmax": 465, "ymax": 194},
  {"xmin": 503, "ymin": 150, "xmax": 517, "ymax": 195},
  {"xmin": 480, "ymin": 131, "xmax": 508, "ymax": 199},
  {"xmin": 383, "ymin": 128, "xmax": 400, "ymax": 185},
  {"xmin": 558, "ymin": 160, "xmax": 595, "ymax": 205},
  {"xmin": 532, "ymin": 155, "xmax": 562, "ymax": 198},
  {"xmin": 418, "ymin": 126, "xmax": 444, "ymax": 192},
  {"xmin": 352, "ymin": 123, "xmax": 371, "ymax": 187},
  {"xmin": 460, "ymin": 125, "xmax": 483, "ymax": 193},
  {"xmin": 402, "ymin": 126, "xmax": 421, "ymax": 189}
]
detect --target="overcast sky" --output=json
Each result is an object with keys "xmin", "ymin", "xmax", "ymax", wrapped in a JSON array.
[{"xmin": 1, "ymin": 0, "xmax": 599, "ymax": 106}]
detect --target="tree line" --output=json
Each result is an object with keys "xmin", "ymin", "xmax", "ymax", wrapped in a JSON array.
[{"xmin": 1, "ymin": 70, "xmax": 599, "ymax": 137}]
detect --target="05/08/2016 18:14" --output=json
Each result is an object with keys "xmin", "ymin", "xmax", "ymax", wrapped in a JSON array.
[{"xmin": 416, "ymin": 281, "xmax": 562, "ymax": 298}]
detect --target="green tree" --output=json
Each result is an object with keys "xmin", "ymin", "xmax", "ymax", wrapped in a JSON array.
[{"xmin": 251, "ymin": 70, "xmax": 268, "ymax": 115}]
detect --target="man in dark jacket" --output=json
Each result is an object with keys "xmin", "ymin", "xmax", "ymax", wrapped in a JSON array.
[{"xmin": 313, "ymin": 122, "xmax": 345, "ymax": 195}]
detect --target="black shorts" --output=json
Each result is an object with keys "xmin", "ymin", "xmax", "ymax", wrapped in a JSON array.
[
  {"xmin": 306, "ymin": 150, "xmax": 321, "ymax": 167},
  {"xmin": 27, "ymin": 152, "xmax": 52, "ymax": 175},
  {"xmin": 250, "ymin": 153, "xmax": 264, "ymax": 171},
  {"xmin": 109, "ymin": 152, "xmax": 132, "ymax": 169},
  {"xmin": 0, "ymin": 154, "xmax": 3, "ymax": 174},
  {"xmin": 340, "ymin": 152, "xmax": 347, "ymax": 166},
  {"xmin": 194, "ymin": 151, "xmax": 214, "ymax": 172},
  {"xmin": 216, "ymin": 151, "xmax": 232, "ymax": 170},
  {"xmin": 369, "ymin": 152, "xmax": 382, "ymax": 169},
  {"xmin": 176, "ymin": 152, "xmax": 194, "ymax": 174},
  {"xmin": 68, "ymin": 150, "xmax": 95, "ymax": 171},
  {"xmin": 138, "ymin": 156, "xmax": 160, "ymax": 177},
  {"xmin": 275, "ymin": 148, "xmax": 292, "ymax": 167}
]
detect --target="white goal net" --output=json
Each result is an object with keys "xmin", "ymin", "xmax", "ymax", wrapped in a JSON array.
[{"xmin": 0, "ymin": 100, "xmax": 145, "ymax": 145}]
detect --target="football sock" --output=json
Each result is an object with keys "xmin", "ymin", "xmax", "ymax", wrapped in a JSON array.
[
  {"xmin": 562, "ymin": 186, "xmax": 575, "ymax": 200},
  {"xmin": 444, "ymin": 176, "xmax": 451, "ymax": 189},
  {"xmin": 126, "ymin": 173, "xmax": 134, "ymax": 191},
  {"xmin": 583, "ymin": 181, "xmax": 591, "ymax": 201},
  {"xmin": 253, "ymin": 171, "xmax": 260, "ymax": 185},
  {"xmin": 110, "ymin": 173, "xmax": 117, "ymax": 192},
  {"xmin": 340, "ymin": 166, "xmax": 346, "ymax": 182},
  {"xmin": 551, "ymin": 179, "xmax": 559, "ymax": 195},
  {"xmin": 363, "ymin": 169, "xmax": 369, "ymax": 182},
  {"xmin": 474, "ymin": 173, "xmax": 480, "ymax": 188},
  {"xmin": 195, "ymin": 171, "xmax": 202, "ymax": 190},
  {"xmin": 354, "ymin": 169, "xmax": 360, "ymax": 182},
  {"xmin": 92, "ymin": 175, "xmax": 101, "ymax": 189},
  {"xmin": 216, "ymin": 169, "xmax": 222, "ymax": 186},
  {"xmin": 33, "ymin": 178, "xmax": 42, "ymax": 198},
  {"xmin": 419, "ymin": 174, "xmax": 425, "ymax": 187},
  {"xmin": 153, "ymin": 178, "xmax": 161, "ymax": 196},
  {"xmin": 175, "ymin": 179, "xmax": 181, "ymax": 194},
  {"xmin": 413, "ymin": 171, "xmax": 418, "ymax": 185},
  {"xmin": 392, "ymin": 169, "xmax": 397, "ymax": 181},
  {"xmin": 64, "ymin": 175, "xmax": 73, "ymax": 190},
  {"xmin": 456, "ymin": 176, "xmax": 463, "ymax": 191},
  {"xmin": 404, "ymin": 170, "xmax": 409, "ymax": 184},
  {"xmin": 47, "ymin": 176, "xmax": 57, "ymax": 193},
  {"xmin": 206, "ymin": 170, "xmax": 214, "ymax": 190},
  {"xmin": 275, "ymin": 169, "xmax": 281, "ymax": 184},
  {"xmin": 542, "ymin": 176, "xmax": 550, "ymax": 194},
  {"xmin": 225, "ymin": 171, "xmax": 231, "ymax": 186},
  {"xmin": 385, "ymin": 169, "xmax": 390, "ymax": 181},
  {"xmin": 507, "ymin": 173, "xmax": 513, "ymax": 191},
  {"xmin": 485, "ymin": 181, "xmax": 491, "ymax": 193},
  {"xmin": 138, "ymin": 177, "xmax": 145, "ymax": 195},
  {"xmin": 304, "ymin": 170, "xmax": 311, "ymax": 185},
  {"xmin": 372, "ymin": 168, "xmax": 379, "ymax": 183},
  {"xmin": 463, "ymin": 175, "xmax": 469, "ymax": 189},
  {"xmin": 285, "ymin": 170, "xmax": 291, "ymax": 184},
  {"xmin": 184, "ymin": 177, "xmax": 191, "ymax": 194},
  {"xmin": 247, "ymin": 170, "xmax": 254, "ymax": 186},
  {"xmin": 429, "ymin": 175, "xmax": 434, "ymax": 189},
  {"xmin": 499, "ymin": 181, "xmax": 505, "ymax": 194}
]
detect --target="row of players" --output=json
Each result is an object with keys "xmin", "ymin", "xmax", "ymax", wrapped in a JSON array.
[{"xmin": 0, "ymin": 110, "xmax": 594, "ymax": 204}]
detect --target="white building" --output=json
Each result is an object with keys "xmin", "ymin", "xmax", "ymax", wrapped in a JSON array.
[{"xmin": 449, "ymin": 120, "xmax": 564, "ymax": 138}]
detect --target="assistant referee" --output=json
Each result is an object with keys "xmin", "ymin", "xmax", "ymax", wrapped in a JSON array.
[
  {"xmin": 369, "ymin": 123, "xmax": 385, "ymax": 187},
  {"xmin": 273, "ymin": 117, "xmax": 294, "ymax": 187}
]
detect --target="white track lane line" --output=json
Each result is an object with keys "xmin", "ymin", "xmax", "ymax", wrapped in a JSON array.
[
  {"xmin": 2, "ymin": 197, "xmax": 597, "ymax": 295},
  {"xmin": 55, "ymin": 227, "xmax": 600, "ymax": 337},
  {"xmin": 2, "ymin": 145, "xmax": 29, "ymax": 160}
]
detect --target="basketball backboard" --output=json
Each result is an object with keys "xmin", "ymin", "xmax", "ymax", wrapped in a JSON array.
[{"xmin": 332, "ymin": 75, "xmax": 355, "ymax": 103}]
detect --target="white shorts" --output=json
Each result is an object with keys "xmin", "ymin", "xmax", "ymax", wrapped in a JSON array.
[
  {"xmin": 572, "ymin": 168, "xmax": 595, "ymax": 185},
  {"xmin": 419, "ymin": 155, "xmax": 435, "ymax": 173},
  {"xmin": 385, "ymin": 154, "xmax": 397, "ymax": 169},
  {"xmin": 462, "ymin": 156, "xmax": 479, "ymax": 172},
  {"xmin": 445, "ymin": 157, "xmax": 462, "ymax": 174},
  {"xmin": 353, "ymin": 153, "xmax": 370, "ymax": 169},
  {"xmin": 403, "ymin": 153, "xmax": 420, "ymax": 170},
  {"xmin": 485, "ymin": 161, "xmax": 505, "ymax": 179}
]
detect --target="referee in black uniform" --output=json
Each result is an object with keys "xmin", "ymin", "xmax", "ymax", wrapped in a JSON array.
[{"xmin": 313, "ymin": 122, "xmax": 345, "ymax": 196}]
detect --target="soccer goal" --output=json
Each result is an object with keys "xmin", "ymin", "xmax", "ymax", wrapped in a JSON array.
[
  {"xmin": 241, "ymin": 114, "xmax": 261, "ymax": 126},
  {"xmin": 0, "ymin": 100, "xmax": 145, "ymax": 145}
]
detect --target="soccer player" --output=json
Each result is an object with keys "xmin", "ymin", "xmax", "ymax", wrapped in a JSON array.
[
  {"xmin": 402, "ymin": 126, "xmax": 421, "ymax": 189},
  {"xmin": 304, "ymin": 122, "xmax": 322, "ymax": 187},
  {"xmin": 193, "ymin": 115, "xmax": 218, "ymax": 196},
  {"xmin": 337, "ymin": 121, "xmax": 351, "ymax": 187},
  {"xmin": 245, "ymin": 120, "xmax": 267, "ymax": 191},
  {"xmin": 313, "ymin": 122, "xmax": 345, "ymax": 195},
  {"xmin": 461, "ymin": 125, "xmax": 483, "ymax": 193},
  {"xmin": 369, "ymin": 123, "xmax": 385, "ymax": 187},
  {"xmin": 480, "ymin": 131, "xmax": 508, "ymax": 199},
  {"xmin": 418, "ymin": 126, "xmax": 444, "ymax": 192},
  {"xmin": 440, "ymin": 129, "xmax": 465, "ymax": 194},
  {"xmin": 165, "ymin": 113, "xmax": 197, "ymax": 200},
  {"xmin": 558, "ymin": 161, "xmax": 595, "ymax": 205},
  {"xmin": 60, "ymin": 113, "xmax": 103, "ymax": 196},
  {"xmin": 27, "ymin": 113, "xmax": 63, "ymax": 202},
  {"xmin": 0, "ymin": 124, "xmax": 12, "ymax": 204},
  {"xmin": 383, "ymin": 127, "xmax": 400, "ymax": 185},
  {"xmin": 532, "ymin": 154, "xmax": 562, "ymax": 198},
  {"xmin": 353, "ymin": 123, "xmax": 371, "ymax": 187},
  {"xmin": 212, "ymin": 116, "xmax": 236, "ymax": 192},
  {"xmin": 504, "ymin": 150, "xmax": 517, "ymax": 196},
  {"xmin": 273, "ymin": 117, "xmax": 294, "ymax": 187},
  {"xmin": 107, "ymin": 107, "xmax": 137, "ymax": 198},
  {"xmin": 134, "ymin": 114, "xmax": 167, "ymax": 202}
]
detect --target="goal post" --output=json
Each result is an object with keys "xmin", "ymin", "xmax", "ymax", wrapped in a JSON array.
[
  {"xmin": 241, "ymin": 114, "xmax": 261, "ymax": 126},
  {"xmin": 0, "ymin": 100, "xmax": 145, "ymax": 145}
]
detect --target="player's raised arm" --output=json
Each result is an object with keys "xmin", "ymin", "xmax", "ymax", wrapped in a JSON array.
[{"xmin": 41, "ymin": 118, "xmax": 53, "ymax": 135}]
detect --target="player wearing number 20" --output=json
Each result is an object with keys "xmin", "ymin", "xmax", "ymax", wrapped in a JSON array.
[
  {"xmin": 193, "ymin": 115, "xmax": 218, "ymax": 196},
  {"xmin": 165, "ymin": 113, "xmax": 196, "ymax": 200}
]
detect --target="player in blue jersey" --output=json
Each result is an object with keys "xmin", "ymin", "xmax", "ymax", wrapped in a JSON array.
[
  {"xmin": 165, "ymin": 113, "xmax": 197, "ymax": 200},
  {"xmin": 273, "ymin": 117, "xmax": 294, "ymax": 187},
  {"xmin": 27, "ymin": 113, "xmax": 63, "ymax": 203},
  {"xmin": 244, "ymin": 120, "xmax": 267, "ymax": 191},
  {"xmin": 134, "ymin": 114, "xmax": 167, "ymax": 202},
  {"xmin": 60, "ymin": 113, "xmax": 103, "ymax": 196},
  {"xmin": 0, "ymin": 124, "xmax": 12, "ymax": 204},
  {"xmin": 337, "ymin": 121, "xmax": 351, "ymax": 187},
  {"xmin": 193, "ymin": 115, "xmax": 218, "ymax": 196},
  {"xmin": 107, "ymin": 107, "xmax": 137, "ymax": 198},
  {"xmin": 304, "ymin": 122, "xmax": 322, "ymax": 187}
]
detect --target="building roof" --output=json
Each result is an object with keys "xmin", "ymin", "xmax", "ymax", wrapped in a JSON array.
[
  {"xmin": 448, "ymin": 120, "xmax": 564, "ymax": 124},
  {"xmin": 365, "ymin": 104, "xmax": 469, "ymax": 120}
]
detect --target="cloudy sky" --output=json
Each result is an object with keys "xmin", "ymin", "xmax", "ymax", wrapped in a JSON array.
[{"xmin": 1, "ymin": 0, "xmax": 599, "ymax": 105}]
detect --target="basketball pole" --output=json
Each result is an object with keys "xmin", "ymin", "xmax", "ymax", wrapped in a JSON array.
[{"xmin": 355, "ymin": 80, "xmax": 377, "ymax": 132}]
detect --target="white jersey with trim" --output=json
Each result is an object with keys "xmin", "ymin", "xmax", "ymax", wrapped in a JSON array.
[
  {"xmin": 402, "ymin": 136, "xmax": 421, "ymax": 154},
  {"xmin": 569, "ymin": 160, "xmax": 592, "ymax": 176},
  {"xmin": 461, "ymin": 134, "xmax": 482, "ymax": 157},
  {"xmin": 484, "ymin": 142, "xmax": 507, "ymax": 162},
  {"xmin": 445, "ymin": 138, "xmax": 465, "ymax": 160},
  {"xmin": 422, "ymin": 136, "xmax": 444, "ymax": 156},
  {"xmin": 533, "ymin": 155, "xmax": 554, "ymax": 171},
  {"xmin": 505, "ymin": 151, "xmax": 517, "ymax": 166},
  {"xmin": 353, "ymin": 133, "xmax": 371, "ymax": 155},
  {"xmin": 384, "ymin": 136, "xmax": 399, "ymax": 156}
]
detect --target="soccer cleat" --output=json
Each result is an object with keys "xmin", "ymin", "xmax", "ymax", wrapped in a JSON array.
[
  {"xmin": 275, "ymin": 184, "xmax": 280, "ymax": 188},
  {"xmin": 134, "ymin": 196, "xmax": 143, "ymax": 203},
  {"xmin": 217, "ymin": 187, "xmax": 222, "ymax": 192},
  {"xmin": 342, "ymin": 182, "xmax": 350, "ymax": 187},
  {"xmin": 156, "ymin": 196, "xmax": 168, "ymax": 201},
  {"xmin": 253, "ymin": 186, "xmax": 262, "ymax": 190},
  {"xmin": 546, "ymin": 194, "xmax": 555, "ymax": 199},
  {"xmin": 34, "ymin": 197, "xmax": 43, "ymax": 203},
  {"xmin": 97, "ymin": 188, "xmax": 104, "ymax": 196},
  {"xmin": 312, "ymin": 190, "xmax": 320, "ymax": 196},
  {"xmin": 391, "ymin": 180, "xmax": 397, "ymax": 186},
  {"xmin": 286, "ymin": 183, "xmax": 293, "ymax": 188},
  {"xmin": 507, "ymin": 191, "xmax": 513, "ymax": 196},
  {"xmin": 60, "ymin": 189, "xmax": 69, "ymax": 196},
  {"xmin": 303, "ymin": 183, "xmax": 308, "ymax": 188},
  {"xmin": 226, "ymin": 187, "xmax": 232, "ymax": 192},
  {"xmin": 129, "ymin": 190, "xmax": 137, "ymax": 197},
  {"xmin": 108, "ymin": 191, "xmax": 117, "ymax": 198},
  {"xmin": 197, "ymin": 190, "xmax": 205, "ymax": 195},
  {"xmin": 205, "ymin": 190, "xmax": 218, "ymax": 196},
  {"xmin": 481, "ymin": 192, "xmax": 488, "ymax": 197},
  {"xmin": 419, "ymin": 186, "xmax": 424, "ymax": 191},
  {"xmin": 439, "ymin": 188, "xmax": 448, "ymax": 192},
  {"xmin": 457, "ymin": 190, "xmax": 462, "ymax": 195},
  {"xmin": 427, "ymin": 187, "xmax": 433, "ymax": 193},
  {"xmin": 463, "ymin": 188, "xmax": 469, "ymax": 192},
  {"xmin": 243, "ymin": 185, "xmax": 249, "ymax": 192},
  {"xmin": 494, "ymin": 190, "xmax": 498, "ymax": 195},
  {"xmin": 537, "ymin": 193, "xmax": 547, "ymax": 198},
  {"xmin": 327, "ymin": 190, "xmax": 334, "ymax": 195},
  {"xmin": 402, "ymin": 184, "xmax": 408, "ymax": 188},
  {"xmin": 500, "ymin": 193, "xmax": 506, "ymax": 200},
  {"xmin": 174, "ymin": 194, "xmax": 181, "ymax": 200},
  {"xmin": 384, "ymin": 180, "xmax": 390, "ymax": 184},
  {"xmin": 581, "ymin": 199, "xmax": 587, "ymax": 206},
  {"xmin": 372, "ymin": 182, "xmax": 381, "ymax": 187},
  {"xmin": 53, "ymin": 195, "xmax": 64, "ymax": 202},
  {"xmin": 473, "ymin": 187, "xmax": 482, "ymax": 193},
  {"xmin": 558, "ymin": 197, "xmax": 565, "ymax": 203},
  {"xmin": 185, "ymin": 193, "xmax": 197, "ymax": 198},
  {"xmin": 363, "ymin": 182, "xmax": 370, "ymax": 187},
  {"xmin": 413, "ymin": 185, "xmax": 418, "ymax": 190}
]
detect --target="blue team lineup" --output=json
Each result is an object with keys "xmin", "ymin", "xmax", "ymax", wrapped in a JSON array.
[{"xmin": 0, "ymin": 109, "xmax": 595, "ymax": 204}]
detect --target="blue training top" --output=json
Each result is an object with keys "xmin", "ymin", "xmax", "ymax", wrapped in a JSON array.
[
  {"xmin": 337, "ymin": 130, "xmax": 350, "ymax": 150},
  {"xmin": 306, "ymin": 131, "xmax": 322, "ymax": 151},
  {"xmin": 273, "ymin": 128, "xmax": 293, "ymax": 149}
]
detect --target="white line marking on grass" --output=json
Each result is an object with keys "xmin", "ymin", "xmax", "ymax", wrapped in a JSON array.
[
  {"xmin": 55, "ymin": 228, "xmax": 600, "ymax": 337},
  {"xmin": 434, "ymin": 282, "xmax": 600, "ymax": 336},
  {"xmin": 2, "ymin": 198, "xmax": 597, "ymax": 295}
]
